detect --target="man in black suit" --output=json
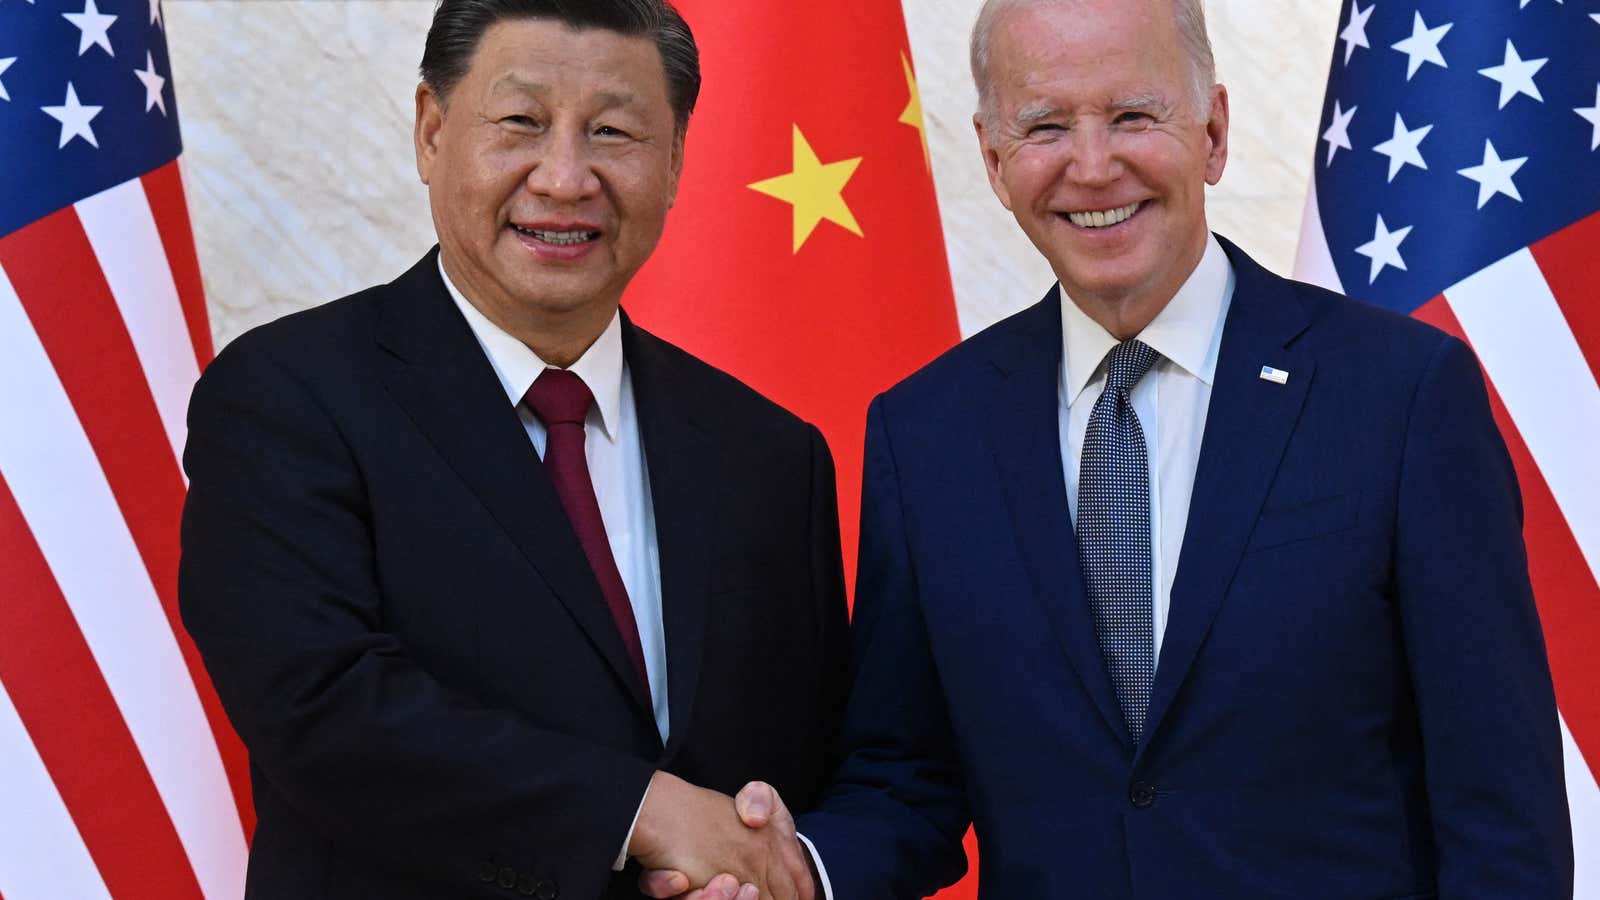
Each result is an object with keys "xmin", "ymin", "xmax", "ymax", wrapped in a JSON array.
[{"xmin": 178, "ymin": 2, "xmax": 844, "ymax": 898}]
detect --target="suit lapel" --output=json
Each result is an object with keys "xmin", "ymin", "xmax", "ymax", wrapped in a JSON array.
[
  {"xmin": 1140, "ymin": 238, "xmax": 1314, "ymax": 749},
  {"xmin": 622, "ymin": 317, "xmax": 717, "ymax": 758},
  {"xmin": 373, "ymin": 251, "xmax": 654, "ymax": 717},
  {"xmin": 986, "ymin": 291, "xmax": 1131, "ymax": 748}
]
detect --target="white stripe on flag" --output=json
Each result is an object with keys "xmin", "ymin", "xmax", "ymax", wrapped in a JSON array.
[
  {"xmin": 1564, "ymin": 713, "xmax": 1600, "ymax": 898},
  {"xmin": 0, "ymin": 678, "xmax": 114, "ymax": 900},
  {"xmin": 75, "ymin": 179, "xmax": 201, "ymax": 478},
  {"xmin": 0, "ymin": 265, "xmax": 247, "ymax": 900},
  {"xmin": 1291, "ymin": 178, "xmax": 1345, "ymax": 294},
  {"xmin": 1443, "ymin": 249, "xmax": 1600, "ymax": 588}
]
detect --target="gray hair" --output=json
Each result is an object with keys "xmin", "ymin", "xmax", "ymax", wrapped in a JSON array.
[{"xmin": 970, "ymin": 0, "xmax": 1216, "ymax": 129}]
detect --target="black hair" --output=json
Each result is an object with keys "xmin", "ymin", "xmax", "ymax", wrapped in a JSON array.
[{"xmin": 419, "ymin": 0, "xmax": 700, "ymax": 131}]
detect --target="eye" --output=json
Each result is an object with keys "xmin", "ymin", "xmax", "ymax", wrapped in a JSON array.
[
  {"xmin": 1027, "ymin": 122, "xmax": 1066, "ymax": 137},
  {"xmin": 593, "ymin": 124, "xmax": 632, "ymax": 139},
  {"xmin": 1114, "ymin": 111, "xmax": 1154, "ymax": 126},
  {"xmin": 500, "ymin": 114, "xmax": 538, "ymax": 130}
]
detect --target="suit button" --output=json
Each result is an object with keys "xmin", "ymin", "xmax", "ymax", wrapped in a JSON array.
[
  {"xmin": 478, "ymin": 862, "xmax": 497, "ymax": 883},
  {"xmin": 1129, "ymin": 781, "xmax": 1156, "ymax": 808},
  {"xmin": 517, "ymin": 874, "xmax": 537, "ymax": 896},
  {"xmin": 497, "ymin": 866, "xmax": 517, "ymax": 889},
  {"xmin": 535, "ymin": 879, "xmax": 558, "ymax": 899}
]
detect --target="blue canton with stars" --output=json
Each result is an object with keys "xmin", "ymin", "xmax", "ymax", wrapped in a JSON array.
[
  {"xmin": 1, "ymin": 0, "xmax": 181, "ymax": 238},
  {"xmin": 1315, "ymin": 0, "xmax": 1600, "ymax": 314}
]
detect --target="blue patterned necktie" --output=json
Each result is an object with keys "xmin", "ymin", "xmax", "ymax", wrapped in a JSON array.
[{"xmin": 1078, "ymin": 339, "xmax": 1161, "ymax": 742}]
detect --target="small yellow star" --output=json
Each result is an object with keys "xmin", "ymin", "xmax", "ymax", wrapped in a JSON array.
[
  {"xmin": 898, "ymin": 52, "xmax": 930, "ymax": 171},
  {"xmin": 748, "ymin": 125, "xmax": 863, "ymax": 254}
]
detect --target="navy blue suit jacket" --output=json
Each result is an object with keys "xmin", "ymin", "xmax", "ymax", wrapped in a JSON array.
[{"xmin": 799, "ymin": 238, "xmax": 1571, "ymax": 899}]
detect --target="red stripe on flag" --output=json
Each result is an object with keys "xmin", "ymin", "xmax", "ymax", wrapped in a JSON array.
[
  {"xmin": 1528, "ymin": 210, "xmax": 1600, "ymax": 387},
  {"xmin": 1415, "ymin": 295, "xmax": 1600, "ymax": 767},
  {"xmin": 0, "ymin": 472, "xmax": 204, "ymax": 900},
  {"xmin": 141, "ymin": 162, "xmax": 215, "ymax": 368},
  {"xmin": 0, "ymin": 209, "xmax": 255, "ymax": 837}
]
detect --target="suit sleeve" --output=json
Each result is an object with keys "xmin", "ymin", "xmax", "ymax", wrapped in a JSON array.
[
  {"xmin": 1393, "ymin": 335, "xmax": 1573, "ymax": 896},
  {"xmin": 796, "ymin": 396, "xmax": 971, "ymax": 899},
  {"xmin": 178, "ymin": 336, "xmax": 655, "ymax": 899}
]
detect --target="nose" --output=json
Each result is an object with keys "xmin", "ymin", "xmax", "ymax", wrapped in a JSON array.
[
  {"xmin": 1067, "ymin": 126, "xmax": 1121, "ymax": 187},
  {"xmin": 524, "ymin": 130, "xmax": 601, "ymax": 202}
]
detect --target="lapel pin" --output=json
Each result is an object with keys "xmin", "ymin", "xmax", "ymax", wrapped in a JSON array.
[{"xmin": 1259, "ymin": 366, "xmax": 1290, "ymax": 385}]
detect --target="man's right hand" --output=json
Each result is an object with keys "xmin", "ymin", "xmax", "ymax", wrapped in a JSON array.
[{"xmin": 628, "ymin": 773, "xmax": 815, "ymax": 900}]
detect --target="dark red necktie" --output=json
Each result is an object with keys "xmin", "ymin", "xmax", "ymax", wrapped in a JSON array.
[{"xmin": 523, "ymin": 368, "xmax": 650, "ymax": 695}]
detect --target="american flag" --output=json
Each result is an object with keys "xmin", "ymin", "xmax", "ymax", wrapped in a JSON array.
[
  {"xmin": 1294, "ymin": 0, "xmax": 1600, "ymax": 891},
  {"xmin": 0, "ymin": 1, "xmax": 251, "ymax": 897}
]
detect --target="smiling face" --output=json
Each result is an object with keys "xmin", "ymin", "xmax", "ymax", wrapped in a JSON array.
[
  {"xmin": 415, "ymin": 18, "xmax": 682, "ymax": 356},
  {"xmin": 975, "ymin": 0, "xmax": 1228, "ymax": 325}
]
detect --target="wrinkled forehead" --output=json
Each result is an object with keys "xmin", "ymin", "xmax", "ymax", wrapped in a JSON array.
[{"xmin": 986, "ymin": 3, "xmax": 1189, "ymax": 103}]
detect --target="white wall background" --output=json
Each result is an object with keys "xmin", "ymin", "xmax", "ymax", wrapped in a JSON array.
[{"xmin": 164, "ymin": 0, "xmax": 1342, "ymax": 347}]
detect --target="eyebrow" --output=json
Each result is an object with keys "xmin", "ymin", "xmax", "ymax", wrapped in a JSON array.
[
  {"xmin": 1111, "ymin": 93, "xmax": 1167, "ymax": 112},
  {"xmin": 1014, "ymin": 103, "xmax": 1061, "ymax": 125},
  {"xmin": 490, "ymin": 74, "xmax": 546, "ymax": 96}
]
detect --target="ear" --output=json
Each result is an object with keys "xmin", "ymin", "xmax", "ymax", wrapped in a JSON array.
[
  {"xmin": 1202, "ymin": 83, "xmax": 1229, "ymax": 186},
  {"xmin": 974, "ymin": 113, "xmax": 1015, "ymax": 211},
  {"xmin": 414, "ymin": 82, "xmax": 444, "ymax": 185}
]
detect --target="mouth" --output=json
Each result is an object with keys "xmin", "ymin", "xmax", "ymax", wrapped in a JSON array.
[
  {"xmin": 1058, "ymin": 201, "xmax": 1144, "ymax": 230},
  {"xmin": 510, "ymin": 223, "xmax": 602, "ymax": 246}
]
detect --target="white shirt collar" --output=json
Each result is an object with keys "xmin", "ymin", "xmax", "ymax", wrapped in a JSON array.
[
  {"xmin": 437, "ymin": 255, "xmax": 625, "ymax": 442},
  {"xmin": 1060, "ymin": 232, "xmax": 1234, "ymax": 406}
]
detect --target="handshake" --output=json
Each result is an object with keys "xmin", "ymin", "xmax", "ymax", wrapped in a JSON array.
[{"xmin": 627, "ymin": 771, "xmax": 817, "ymax": 900}]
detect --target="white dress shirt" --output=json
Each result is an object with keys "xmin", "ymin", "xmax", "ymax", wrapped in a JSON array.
[
  {"xmin": 439, "ymin": 259, "xmax": 669, "ymax": 742},
  {"xmin": 806, "ymin": 235, "xmax": 1234, "ymax": 900},
  {"xmin": 1059, "ymin": 233, "xmax": 1234, "ymax": 660}
]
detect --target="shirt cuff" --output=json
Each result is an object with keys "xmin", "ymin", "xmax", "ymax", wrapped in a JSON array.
[
  {"xmin": 614, "ymin": 783, "xmax": 651, "ymax": 871},
  {"xmin": 795, "ymin": 832, "xmax": 835, "ymax": 900}
]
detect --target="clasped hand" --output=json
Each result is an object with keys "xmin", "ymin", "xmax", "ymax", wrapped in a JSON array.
[{"xmin": 628, "ymin": 773, "xmax": 814, "ymax": 900}]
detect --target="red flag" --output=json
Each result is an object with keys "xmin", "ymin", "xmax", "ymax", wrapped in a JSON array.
[
  {"xmin": 622, "ymin": 4, "xmax": 977, "ymax": 895},
  {"xmin": 625, "ymin": 2, "xmax": 961, "ymax": 592}
]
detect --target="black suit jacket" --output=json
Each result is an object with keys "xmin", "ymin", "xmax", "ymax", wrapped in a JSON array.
[{"xmin": 178, "ymin": 251, "xmax": 850, "ymax": 900}]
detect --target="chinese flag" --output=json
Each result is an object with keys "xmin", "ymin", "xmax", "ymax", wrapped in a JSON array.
[{"xmin": 622, "ymin": 3, "xmax": 976, "ymax": 896}]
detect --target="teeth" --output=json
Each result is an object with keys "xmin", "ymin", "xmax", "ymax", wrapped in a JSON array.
[
  {"xmin": 1066, "ymin": 202, "xmax": 1140, "ymax": 228},
  {"xmin": 513, "ymin": 225, "xmax": 598, "ymax": 245}
]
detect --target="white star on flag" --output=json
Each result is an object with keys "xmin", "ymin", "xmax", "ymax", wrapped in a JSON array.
[
  {"xmin": 1322, "ymin": 100, "xmax": 1357, "ymax": 166},
  {"xmin": 1457, "ymin": 139, "xmax": 1527, "ymax": 208},
  {"xmin": 1519, "ymin": 0, "xmax": 1563, "ymax": 6},
  {"xmin": 63, "ymin": 0, "xmax": 118, "ymax": 58},
  {"xmin": 1577, "ymin": 84, "xmax": 1600, "ymax": 151},
  {"xmin": 1478, "ymin": 40, "xmax": 1547, "ymax": 109},
  {"xmin": 0, "ymin": 57, "xmax": 14, "ymax": 103},
  {"xmin": 149, "ymin": 0, "xmax": 162, "ymax": 28},
  {"xmin": 1340, "ymin": 2, "xmax": 1374, "ymax": 66},
  {"xmin": 1372, "ymin": 112, "xmax": 1432, "ymax": 182},
  {"xmin": 1354, "ymin": 214, "xmax": 1413, "ymax": 283},
  {"xmin": 134, "ymin": 50, "xmax": 166, "ymax": 115},
  {"xmin": 1592, "ymin": 13, "xmax": 1600, "ymax": 27},
  {"xmin": 41, "ymin": 82, "xmax": 103, "ymax": 149},
  {"xmin": 1391, "ymin": 12, "xmax": 1451, "ymax": 81}
]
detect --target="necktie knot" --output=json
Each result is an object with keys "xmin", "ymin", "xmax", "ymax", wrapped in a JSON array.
[
  {"xmin": 1103, "ymin": 339, "xmax": 1160, "ymax": 397},
  {"xmin": 523, "ymin": 368, "xmax": 593, "ymax": 427}
]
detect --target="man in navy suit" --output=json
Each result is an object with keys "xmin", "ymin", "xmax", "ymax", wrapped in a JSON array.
[{"xmin": 648, "ymin": 0, "xmax": 1573, "ymax": 896}]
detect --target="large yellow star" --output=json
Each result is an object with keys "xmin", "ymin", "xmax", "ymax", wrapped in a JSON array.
[
  {"xmin": 899, "ymin": 52, "xmax": 931, "ymax": 171},
  {"xmin": 748, "ymin": 125, "xmax": 863, "ymax": 254}
]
